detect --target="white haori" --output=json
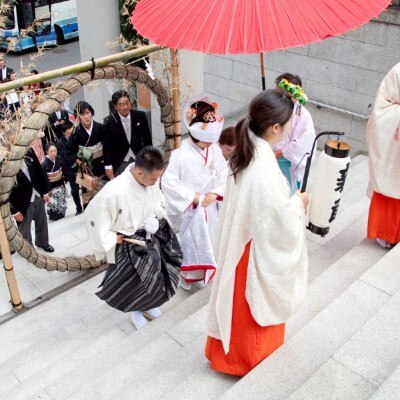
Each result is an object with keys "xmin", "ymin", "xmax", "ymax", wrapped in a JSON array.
[
  {"xmin": 207, "ymin": 134, "xmax": 309, "ymax": 354},
  {"xmin": 273, "ymin": 103, "xmax": 316, "ymax": 184},
  {"xmin": 162, "ymin": 138, "xmax": 228, "ymax": 283},
  {"xmin": 366, "ymin": 62, "xmax": 400, "ymax": 199},
  {"xmin": 85, "ymin": 164, "xmax": 166, "ymax": 263}
]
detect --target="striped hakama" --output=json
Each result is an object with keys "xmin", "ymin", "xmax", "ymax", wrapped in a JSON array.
[{"xmin": 96, "ymin": 218, "xmax": 182, "ymax": 312}]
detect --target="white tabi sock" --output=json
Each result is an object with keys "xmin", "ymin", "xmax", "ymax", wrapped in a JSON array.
[
  {"xmin": 143, "ymin": 307, "xmax": 162, "ymax": 320},
  {"xmin": 130, "ymin": 311, "xmax": 148, "ymax": 329}
]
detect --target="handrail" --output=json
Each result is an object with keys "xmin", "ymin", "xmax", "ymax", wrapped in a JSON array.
[
  {"xmin": 225, "ymin": 99, "xmax": 370, "ymax": 121},
  {"xmin": 307, "ymin": 99, "xmax": 370, "ymax": 120}
]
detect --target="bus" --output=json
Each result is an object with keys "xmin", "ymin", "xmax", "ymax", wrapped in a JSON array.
[{"xmin": 0, "ymin": 0, "xmax": 79, "ymax": 52}]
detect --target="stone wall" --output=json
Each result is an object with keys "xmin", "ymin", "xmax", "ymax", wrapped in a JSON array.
[{"xmin": 203, "ymin": 4, "xmax": 400, "ymax": 155}]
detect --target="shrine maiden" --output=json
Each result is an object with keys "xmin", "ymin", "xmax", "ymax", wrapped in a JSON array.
[
  {"xmin": 162, "ymin": 97, "xmax": 228, "ymax": 290},
  {"xmin": 206, "ymin": 90, "xmax": 309, "ymax": 376},
  {"xmin": 366, "ymin": 62, "xmax": 400, "ymax": 248},
  {"xmin": 273, "ymin": 73, "xmax": 315, "ymax": 193}
]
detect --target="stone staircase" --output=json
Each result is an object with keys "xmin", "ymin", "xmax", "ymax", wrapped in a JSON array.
[{"xmin": 0, "ymin": 154, "xmax": 399, "ymax": 400}]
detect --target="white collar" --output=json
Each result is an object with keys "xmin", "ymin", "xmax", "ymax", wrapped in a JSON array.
[
  {"xmin": 118, "ymin": 112, "xmax": 131, "ymax": 122},
  {"xmin": 83, "ymin": 121, "xmax": 94, "ymax": 135}
]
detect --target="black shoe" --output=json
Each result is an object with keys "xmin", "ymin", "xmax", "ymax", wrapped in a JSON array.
[
  {"xmin": 75, "ymin": 210, "xmax": 83, "ymax": 216},
  {"xmin": 37, "ymin": 245, "xmax": 54, "ymax": 253}
]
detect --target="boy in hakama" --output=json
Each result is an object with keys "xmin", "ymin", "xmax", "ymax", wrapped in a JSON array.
[
  {"xmin": 366, "ymin": 62, "xmax": 400, "ymax": 248},
  {"xmin": 85, "ymin": 147, "xmax": 182, "ymax": 329},
  {"xmin": 162, "ymin": 97, "xmax": 228, "ymax": 290}
]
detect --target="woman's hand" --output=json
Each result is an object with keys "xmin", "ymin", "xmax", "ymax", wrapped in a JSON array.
[
  {"xmin": 201, "ymin": 193, "xmax": 218, "ymax": 207},
  {"xmin": 294, "ymin": 190, "xmax": 309, "ymax": 210},
  {"xmin": 116, "ymin": 234, "xmax": 124, "ymax": 244}
]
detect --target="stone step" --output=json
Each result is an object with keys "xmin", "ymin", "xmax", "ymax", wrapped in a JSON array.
[
  {"xmin": 370, "ymin": 363, "xmax": 400, "ymax": 400},
  {"xmin": 218, "ymin": 244, "xmax": 397, "ymax": 400},
  {"xmin": 149, "ymin": 210, "xmax": 379, "ymax": 400},
  {"xmin": 219, "ymin": 278, "xmax": 391, "ymax": 399},
  {"xmin": 0, "ymin": 281, "xmax": 202, "ymax": 400},
  {"xmin": 287, "ymin": 246, "xmax": 400, "ymax": 400},
  {"xmin": 40, "ymin": 287, "xmax": 210, "ymax": 400}
]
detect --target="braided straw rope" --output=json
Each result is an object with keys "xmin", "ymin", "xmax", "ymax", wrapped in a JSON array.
[{"xmin": 0, "ymin": 64, "xmax": 175, "ymax": 271}]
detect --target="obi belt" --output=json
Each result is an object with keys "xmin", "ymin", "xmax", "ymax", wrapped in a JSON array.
[{"xmin": 96, "ymin": 218, "xmax": 183, "ymax": 312}]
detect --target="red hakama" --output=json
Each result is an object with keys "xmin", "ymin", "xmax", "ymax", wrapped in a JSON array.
[
  {"xmin": 205, "ymin": 242, "xmax": 285, "ymax": 376},
  {"xmin": 368, "ymin": 191, "xmax": 400, "ymax": 244}
]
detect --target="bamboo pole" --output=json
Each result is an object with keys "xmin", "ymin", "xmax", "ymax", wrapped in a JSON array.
[
  {"xmin": 0, "ymin": 213, "xmax": 23, "ymax": 311},
  {"xmin": 170, "ymin": 48, "xmax": 181, "ymax": 148},
  {"xmin": 0, "ymin": 44, "xmax": 163, "ymax": 93}
]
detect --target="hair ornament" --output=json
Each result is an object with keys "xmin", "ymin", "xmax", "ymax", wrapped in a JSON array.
[{"xmin": 278, "ymin": 78, "xmax": 308, "ymax": 105}]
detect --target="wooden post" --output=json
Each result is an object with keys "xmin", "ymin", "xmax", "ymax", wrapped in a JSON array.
[
  {"xmin": 0, "ymin": 213, "xmax": 23, "ymax": 311},
  {"xmin": 260, "ymin": 53, "xmax": 266, "ymax": 91},
  {"xmin": 170, "ymin": 48, "xmax": 181, "ymax": 149}
]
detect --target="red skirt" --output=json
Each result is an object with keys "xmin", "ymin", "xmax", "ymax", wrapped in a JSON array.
[
  {"xmin": 368, "ymin": 191, "xmax": 400, "ymax": 244},
  {"xmin": 205, "ymin": 242, "xmax": 285, "ymax": 376}
]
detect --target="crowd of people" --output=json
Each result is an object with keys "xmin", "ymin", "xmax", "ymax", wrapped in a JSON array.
[
  {"xmin": 5, "ymin": 61, "xmax": 153, "ymax": 254},
  {"xmin": 4, "ymin": 57, "xmax": 399, "ymax": 378},
  {"xmin": 0, "ymin": 59, "xmax": 50, "ymax": 118}
]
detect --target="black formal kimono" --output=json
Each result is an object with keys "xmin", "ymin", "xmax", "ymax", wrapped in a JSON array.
[
  {"xmin": 41, "ymin": 155, "xmax": 66, "ymax": 221},
  {"xmin": 103, "ymin": 110, "xmax": 152, "ymax": 173},
  {"xmin": 67, "ymin": 121, "xmax": 106, "ymax": 207},
  {"xmin": 57, "ymin": 135, "xmax": 82, "ymax": 213},
  {"xmin": 67, "ymin": 121, "xmax": 106, "ymax": 177}
]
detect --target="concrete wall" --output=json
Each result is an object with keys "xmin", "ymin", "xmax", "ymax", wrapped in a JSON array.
[
  {"xmin": 202, "ymin": 5, "xmax": 400, "ymax": 155},
  {"xmin": 76, "ymin": 0, "xmax": 121, "ymax": 120}
]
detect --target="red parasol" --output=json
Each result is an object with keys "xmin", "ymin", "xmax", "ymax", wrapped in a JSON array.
[
  {"xmin": 131, "ymin": 0, "xmax": 390, "ymax": 54},
  {"xmin": 131, "ymin": 0, "xmax": 390, "ymax": 140}
]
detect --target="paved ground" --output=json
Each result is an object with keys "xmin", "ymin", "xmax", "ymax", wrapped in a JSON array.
[
  {"xmin": 0, "ymin": 195, "xmax": 94, "ymax": 316},
  {"xmin": 6, "ymin": 40, "xmax": 83, "ymax": 108}
]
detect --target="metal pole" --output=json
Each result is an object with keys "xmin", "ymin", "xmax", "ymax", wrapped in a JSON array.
[
  {"xmin": 0, "ymin": 44, "xmax": 163, "ymax": 93},
  {"xmin": 170, "ymin": 48, "xmax": 181, "ymax": 148},
  {"xmin": 0, "ymin": 213, "xmax": 23, "ymax": 311}
]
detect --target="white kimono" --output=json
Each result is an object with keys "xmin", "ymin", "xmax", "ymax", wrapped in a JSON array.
[
  {"xmin": 85, "ymin": 165, "xmax": 166, "ymax": 263},
  {"xmin": 207, "ymin": 134, "xmax": 308, "ymax": 354},
  {"xmin": 273, "ymin": 103, "xmax": 316, "ymax": 190},
  {"xmin": 366, "ymin": 62, "xmax": 400, "ymax": 199},
  {"xmin": 162, "ymin": 138, "xmax": 228, "ymax": 284}
]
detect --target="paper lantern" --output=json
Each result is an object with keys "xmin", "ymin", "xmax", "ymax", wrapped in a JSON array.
[{"xmin": 307, "ymin": 139, "xmax": 351, "ymax": 237}]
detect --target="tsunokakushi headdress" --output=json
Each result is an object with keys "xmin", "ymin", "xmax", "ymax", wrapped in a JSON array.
[
  {"xmin": 184, "ymin": 96, "xmax": 224, "ymax": 143},
  {"xmin": 278, "ymin": 78, "xmax": 308, "ymax": 105}
]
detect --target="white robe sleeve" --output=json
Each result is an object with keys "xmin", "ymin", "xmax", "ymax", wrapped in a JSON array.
[
  {"xmin": 281, "ymin": 109, "xmax": 315, "ymax": 179},
  {"xmin": 161, "ymin": 151, "xmax": 197, "ymax": 213},
  {"xmin": 85, "ymin": 193, "xmax": 118, "ymax": 261},
  {"xmin": 246, "ymin": 169, "xmax": 308, "ymax": 326},
  {"xmin": 210, "ymin": 145, "xmax": 229, "ymax": 198}
]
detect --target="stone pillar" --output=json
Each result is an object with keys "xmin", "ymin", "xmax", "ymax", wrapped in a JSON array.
[{"xmin": 76, "ymin": 0, "xmax": 121, "ymax": 120}]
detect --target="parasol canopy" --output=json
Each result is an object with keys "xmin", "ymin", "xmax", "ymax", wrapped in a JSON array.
[{"xmin": 131, "ymin": 0, "xmax": 391, "ymax": 54}]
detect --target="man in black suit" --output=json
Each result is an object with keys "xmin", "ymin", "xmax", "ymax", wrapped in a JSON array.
[
  {"xmin": 9, "ymin": 148, "xmax": 54, "ymax": 252},
  {"xmin": 0, "ymin": 59, "xmax": 14, "ymax": 82},
  {"xmin": 47, "ymin": 103, "xmax": 70, "ymax": 142},
  {"xmin": 103, "ymin": 90, "xmax": 152, "ymax": 179}
]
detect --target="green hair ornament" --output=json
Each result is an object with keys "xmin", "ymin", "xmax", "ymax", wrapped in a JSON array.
[{"xmin": 278, "ymin": 78, "xmax": 308, "ymax": 105}]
